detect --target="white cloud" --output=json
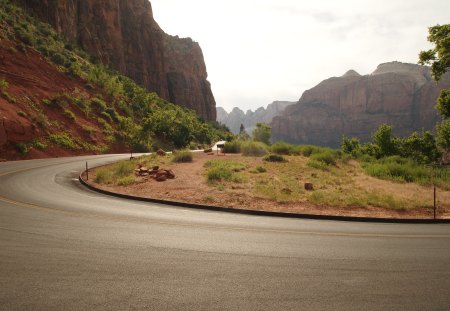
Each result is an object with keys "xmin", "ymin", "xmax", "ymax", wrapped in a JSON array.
[{"xmin": 151, "ymin": 0, "xmax": 450, "ymax": 112}]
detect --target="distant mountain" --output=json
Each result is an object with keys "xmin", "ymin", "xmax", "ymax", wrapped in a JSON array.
[
  {"xmin": 217, "ymin": 101, "xmax": 295, "ymax": 134},
  {"xmin": 271, "ymin": 62, "xmax": 450, "ymax": 147}
]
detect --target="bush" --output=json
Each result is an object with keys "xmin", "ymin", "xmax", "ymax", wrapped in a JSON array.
[
  {"xmin": 255, "ymin": 166, "xmax": 267, "ymax": 173},
  {"xmin": 112, "ymin": 160, "xmax": 135, "ymax": 177},
  {"xmin": 94, "ymin": 168, "xmax": 113, "ymax": 184},
  {"xmin": 307, "ymin": 159, "xmax": 328, "ymax": 170},
  {"xmin": 48, "ymin": 132, "xmax": 80, "ymax": 150},
  {"xmin": 0, "ymin": 79, "xmax": 8, "ymax": 91},
  {"xmin": 31, "ymin": 139, "xmax": 47, "ymax": 150},
  {"xmin": 263, "ymin": 154, "xmax": 287, "ymax": 162},
  {"xmin": 270, "ymin": 141, "xmax": 293, "ymax": 155},
  {"xmin": 116, "ymin": 175, "xmax": 136, "ymax": 186},
  {"xmin": 64, "ymin": 109, "xmax": 76, "ymax": 121},
  {"xmin": 91, "ymin": 97, "xmax": 107, "ymax": 112},
  {"xmin": 172, "ymin": 150, "xmax": 193, "ymax": 163},
  {"xmin": 241, "ymin": 141, "xmax": 268, "ymax": 157},
  {"xmin": 224, "ymin": 140, "xmax": 242, "ymax": 153},
  {"xmin": 310, "ymin": 149, "xmax": 340, "ymax": 166},
  {"xmin": 16, "ymin": 143, "xmax": 28, "ymax": 155},
  {"xmin": 17, "ymin": 111, "xmax": 27, "ymax": 118},
  {"xmin": 51, "ymin": 52, "xmax": 66, "ymax": 66}
]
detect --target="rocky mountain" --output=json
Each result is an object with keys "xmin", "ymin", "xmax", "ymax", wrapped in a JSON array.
[
  {"xmin": 271, "ymin": 62, "xmax": 450, "ymax": 147},
  {"xmin": 217, "ymin": 101, "xmax": 295, "ymax": 134},
  {"xmin": 13, "ymin": 0, "xmax": 216, "ymax": 121}
]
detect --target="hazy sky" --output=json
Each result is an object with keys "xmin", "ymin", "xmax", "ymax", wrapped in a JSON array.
[{"xmin": 151, "ymin": 0, "xmax": 449, "ymax": 113}]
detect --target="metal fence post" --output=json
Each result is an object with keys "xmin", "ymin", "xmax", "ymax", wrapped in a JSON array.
[{"xmin": 86, "ymin": 161, "xmax": 89, "ymax": 181}]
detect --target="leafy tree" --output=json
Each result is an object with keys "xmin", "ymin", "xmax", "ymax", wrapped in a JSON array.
[
  {"xmin": 372, "ymin": 124, "xmax": 398, "ymax": 157},
  {"xmin": 436, "ymin": 88, "xmax": 450, "ymax": 119},
  {"xmin": 252, "ymin": 122, "xmax": 271, "ymax": 145},
  {"xmin": 419, "ymin": 24, "xmax": 450, "ymax": 154},
  {"xmin": 418, "ymin": 24, "xmax": 450, "ymax": 81},
  {"xmin": 436, "ymin": 119, "xmax": 450, "ymax": 150},
  {"xmin": 341, "ymin": 136, "xmax": 360, "ymax": 156}
]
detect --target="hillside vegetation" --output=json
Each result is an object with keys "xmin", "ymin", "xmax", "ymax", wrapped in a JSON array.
[{"xmin": 0, "ymin": 0, "xmax": 231, "ymax": 159}]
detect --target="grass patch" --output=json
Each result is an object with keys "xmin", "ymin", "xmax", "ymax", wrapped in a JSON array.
[
  {"xmin": 172, "ymin": 150, "xmax": 193, "ymax": 163},
  {"xmin": 116, "ymin": 175, "xmax": 136, "ymax": 186},
  {"xmin": 205, "ymin": 160, "xmax": 246, "ymax": 184},
  {"xmin": 362, "ymin": 156, "xmax": 450, "ymax": 189}
]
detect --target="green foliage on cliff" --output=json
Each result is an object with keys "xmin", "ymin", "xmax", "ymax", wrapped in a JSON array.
[{"xmin": 0, "ymin": 0, "xmax": 233, "ymax": 152}]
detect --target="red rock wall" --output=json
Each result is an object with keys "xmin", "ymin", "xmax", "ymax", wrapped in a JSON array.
[
  {"xmin": 14, "ymin": 0, "xmax": 216, "ymax": 121},
  {"xmin": 271, "ymin": 62, "xmax": 450, "ymax": 147}
]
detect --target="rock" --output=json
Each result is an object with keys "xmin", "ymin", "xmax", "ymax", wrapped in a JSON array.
[
  {"xmin": 152, "ymin": 166, "xmax": 159, "ymax": 170},
  {"xmin": 14, "ymin": 0, "xmax": 216, "ymax": 121},
  {"xmin": 304, "ymin": 183, "xmax": 314, "ymax": 191},
  {"xmin": 155, "ymin": 174, "xmax": 167, "ymax": 182},
  {"xmin": 271, "ymin": 62, "xmax": 450, "ymax": 147},
  {"xmin": 165, "ymin": 169, "xmax": 175, "ymax": 179},
  {"xmin": 156, "ymin": 149, "xmax": 166, "ymax": 156},
  {"xmin": 204, "ymin": 148, "xmax": 213, "ymax": 153}
]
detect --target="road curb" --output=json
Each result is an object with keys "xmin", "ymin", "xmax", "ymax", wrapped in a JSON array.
[{"xmin": 79, "ymin": 170, "xmax": 450, "ymax": 224}]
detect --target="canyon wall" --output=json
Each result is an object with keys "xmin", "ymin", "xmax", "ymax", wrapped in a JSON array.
[
  {"xmin": 14, "ymin": 0, "xmax": 216, "ymax": 120},
  {"xmin": 271, "ymin": 62, "xmax": 450, "ymax": 147}
]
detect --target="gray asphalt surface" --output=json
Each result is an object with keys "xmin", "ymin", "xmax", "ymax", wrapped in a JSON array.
[{"xmin": 0, "ymin": 155, "xmax": 449, "ymax": 310}]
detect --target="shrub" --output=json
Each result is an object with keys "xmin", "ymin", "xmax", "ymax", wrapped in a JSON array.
[
  {"xmin": 307, "ymin": 159, "xmax": 328, "ymax": 170},
  {"xmin": 51, "ymin": 52, "xmax": 66, "ymax": 66},
  {"xmin": 310, "ymin": 149, "xmax": 340, "ymax": 166},
  {"xmin": 91, "ymin": 97, "xmax": 107, "ymax": 112},
  {"xmin": 64, "ymin": 109, "xmax": 76, "ymax": 121},
  {"xmin": 224, "ymin": 140, "xmax": 242, "ymax": 153},
  {"xmin": 31, "ymin": 139, "xmax": 47, "ymax": 150},
  {"xmin": 116, "ymin": 175, "xmax": 136, "ymax": 186},
  {"xmin": 100, "ymin": 111, "xmax": 113, "ymax": 123},
  {"xmin": 263, "ymin": 154, "xmax": 287, "ymax": 162},
  {"xmin": 16, "ymin": 143, "xmax": 28, "ymax": 155},
  {"xmin": 172, "ymin": 150, "xmax": 193, "ymax": 163},
  {"xmin": 48, "ymin": 132, "xmax": 80, "ymax": 150},
  {"xmin": 298, "ymin": 145, "xmax": 317, "ymax": 157},
  {"xmin": 240, "ymin": 141, "xmax": 268, "ymax": 157},
  {"xmin": 112, "ymin": 160, "xmax": 135, "ymax": 177},
  {"xmin": 0, "ymin": 79, "xmax": 8, "ymax": 91},
  {"xmin": 255, "ymin": 166, "xmax": 267, "ymax": 173},
  {"xmin": 17, "ymin": 111, "xmax": 27, "ymax": 118},
  {"xmin": 270, "ymin": 141, "xmax": 293, "ymax": 155},
  {"xmin": 94, "ymin": 168, "xmax": 113, "ymax": 184}
]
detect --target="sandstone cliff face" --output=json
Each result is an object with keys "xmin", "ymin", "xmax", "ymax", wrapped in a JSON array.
[
  {"xmin": 271, "ymin": 62, "xmax": 450, "ymax": 147},
  {"xmin": 217, "ymin": 101, "xmax": 295, "ymax": 134},
  {"xmin": 14, "ymin": 0, "xmax": 216, "ymax": 121}
]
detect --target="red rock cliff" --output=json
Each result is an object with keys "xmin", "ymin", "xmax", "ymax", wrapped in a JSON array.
[
  {"xmin": 271, "ymin": 62, "xmax": 450, "ymax": 147},
  {"xmin": 14, "ymin": 0, "xmax": 216, "ymax": 121}
]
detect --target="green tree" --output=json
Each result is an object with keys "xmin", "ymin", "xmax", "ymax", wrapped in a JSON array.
[
  {"xmin": 252, "ymin": 122, "xmax": 271, "ymax": 145},
  {"xmin": 418, "ymin": 24, "xmax": 450, "ymax": 81},
  {"xmin": 372, "ymin": 124, "xmax": 398, "ymax": 157},
  {"xmin": 419, "ymin": 24, "xmax": 450, "ymax": 153},
  {"xmin": 436, "ymin": 89, "xmax": 450, "ymax": 119}
]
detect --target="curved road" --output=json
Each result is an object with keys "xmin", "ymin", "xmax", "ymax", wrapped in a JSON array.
[{"xmin": 1, "ymin": 155, "xmax": 449, "ymax": 310}]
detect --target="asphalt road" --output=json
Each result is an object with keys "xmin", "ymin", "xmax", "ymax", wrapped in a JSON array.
[{"xmin": 1, "ymin": 155, "xmax": 450, "ymax": 310}]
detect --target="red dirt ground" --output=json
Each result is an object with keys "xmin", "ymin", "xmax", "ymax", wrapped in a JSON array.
[{"xmin": 86, "ymin": 152, "xmax": 449, "ymax": 220}]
